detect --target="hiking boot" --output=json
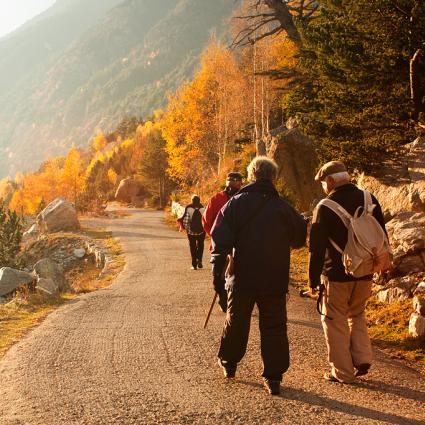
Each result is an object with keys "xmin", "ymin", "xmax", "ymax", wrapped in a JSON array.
[
  {"xmin": 263, "ymin": 379, "xmax": 280, "ymax": 395},
  {"xmin": 191, "ymin": 265, "xmax": 197, "ymax": 270},
  {"xmin": 355, "ymin": 363, "xmax": 371, "ymax": 377},
  {"xmin": 323, "ymin": 371, "xmax": 339, "ymax": 382},
  {"xmin": 197, "ymin": 262, "xmax": 203, "ymax": 269},
  {"xmin": 217, "ymin": 359, "xmax": 236, "ymax": 379}
]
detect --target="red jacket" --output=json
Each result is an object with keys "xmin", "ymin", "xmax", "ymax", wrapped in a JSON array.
[{"xmin": 202, "ymin": 191, "xmax": 230, "ymax": 236}]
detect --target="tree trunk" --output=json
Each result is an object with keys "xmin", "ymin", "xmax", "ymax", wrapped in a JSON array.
[
  {"xmin": 264, "ymin": 0, "xmax": 303, "ymax": 47},
  {"xmin": 410, "ymin": 49, "xmax": 425, "ymax": 121}
]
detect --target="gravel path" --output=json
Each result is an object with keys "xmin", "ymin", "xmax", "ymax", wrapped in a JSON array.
[{"xmin": 0, "ymin": 209, "xmax": 424, "ymax": 425}]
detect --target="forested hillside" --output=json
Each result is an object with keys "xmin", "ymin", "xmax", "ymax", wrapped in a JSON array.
[{"xmin": 0, "ymin": 0, "xmax": 237, "ymax": 178}]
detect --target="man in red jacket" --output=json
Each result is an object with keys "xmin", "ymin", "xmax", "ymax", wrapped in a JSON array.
[{"xmin": 202, "ymin": 172, "xmax": 242, "ymax": 312}]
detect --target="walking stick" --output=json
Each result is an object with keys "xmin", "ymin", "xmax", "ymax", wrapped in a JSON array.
[
  {"xmin": 203, "ymin": 292, "xmax": 218, "ymax": 329},
  {"xmin": 203, "ymin": 255, "xmax": 232, "ymax": 329}
]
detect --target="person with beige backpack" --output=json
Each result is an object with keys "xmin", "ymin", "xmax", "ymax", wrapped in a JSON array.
[{"xmin": 309, "ymin": 161, "xmax": 392, "ymax": 384}]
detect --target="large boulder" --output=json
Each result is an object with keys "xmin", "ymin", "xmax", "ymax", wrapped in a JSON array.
[
  {"xmin": 115, "ymin": 178, "xmax": 144, "ymax": 204},
  {"xmin": 37, "ymin": 198, "xmax": 80, "ymax": 233},
  {"xmin": 409, "ymin": 313, "xmax": 425, "ymax": 338},
  {"xmin": 386, "ymin": 212, "xmax": 425, "ymax": 274},
  {"xmin": 0, "ymin": 267, "xmax": 34, "ymax": 296},
  {"xmin": 33, "ymin": 258, "xmax": 67, "ymax": 292},
  {"xmin": 268, "ymin": 128, "xmax": 323, "ymax": 211},
  {"xmin": 357, "ymin": 137, "xmax": 425, "ymax": 218}
]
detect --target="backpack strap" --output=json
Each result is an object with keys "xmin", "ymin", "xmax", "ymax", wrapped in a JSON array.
[
  {"xmin": 317, "ymin": 199, "xmax": 352, "ymax": 255},
  {"xmin": 318, "ymin": 199, "xmax": 352, "ymax": 227}
]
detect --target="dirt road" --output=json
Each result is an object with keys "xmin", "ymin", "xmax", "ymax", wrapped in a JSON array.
[{"xmin": 0, "ymin": 209, "xmax": 423, "ymax": 424}]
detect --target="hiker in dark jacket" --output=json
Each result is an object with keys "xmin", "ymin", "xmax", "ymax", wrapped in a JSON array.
[
  {"xmin": 309, "ymin": 161, "xmax": 387, "ymax": 383},
  {"xmin": 211, "ymin": 156, "xmax": 307, "ymax": 395},
  {"xmin": 178, "ymin": 195, "xmax": 205, "ymax": 270}
]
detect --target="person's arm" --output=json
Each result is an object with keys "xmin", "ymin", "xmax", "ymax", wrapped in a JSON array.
[
  {"xmin": 210, "ymin": 200, "xmax": 235, "ymax": 288},
  {"xmin": 202, "ymin": 197, "xmax": 216, "ymax": 236},
  {"xmin": 286, "ymin": 203, "xmax": 308, "ymax": 249},
  {"xmin": 182, "ymin": 208, "xmax": 191, "ymax": 231},
  {"xmin": 308, "ymin": 206, "xmax": 328, "ymax": 289}
]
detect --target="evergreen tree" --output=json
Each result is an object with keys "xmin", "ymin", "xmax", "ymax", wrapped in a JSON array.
[
  {"xmin": 138, "ymin": 124, "xmax": 169, "ymax": 208},
  {"xmin": 0, "ymin": 201, "xmax": 23, "ymax": 268},
  {"xmin": 285, "ymin": 0, "xmax": 425, "ymax": 170}
]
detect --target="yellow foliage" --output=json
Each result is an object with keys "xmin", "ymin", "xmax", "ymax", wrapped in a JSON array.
[
  {"xmin": 161, "ymin": 40, "xmax": 248, "ymax": 184},
  {"xmin": 107, "ymin": 168, "xmax": 118, "ymax": 185},
  {"xmin": 92, "ymin": 132, "xmax": 107, "ymax": 152}
]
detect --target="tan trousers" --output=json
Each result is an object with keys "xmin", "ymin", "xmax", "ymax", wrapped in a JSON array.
[{"xmin": 321, "ymin": 276, "xmax": 373, "ymax": 383}]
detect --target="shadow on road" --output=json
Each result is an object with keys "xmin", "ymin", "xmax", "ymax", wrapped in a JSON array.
[{"xmin": 237, "ymin": 381, "xmax": 423, "ymax": 425}]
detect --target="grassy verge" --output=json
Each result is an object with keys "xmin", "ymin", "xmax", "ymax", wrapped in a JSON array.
[
  {"xmin": 290, "ymin": 247, "xmax": 425, "ymax": 372},
  {"xmin": 0, "ymin": 228, "xmax": 124, "ymax": 359}
]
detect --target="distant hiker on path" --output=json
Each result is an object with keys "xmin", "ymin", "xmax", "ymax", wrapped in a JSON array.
[
  {"xmin": 178, "ymin": 195, "xmax": 206, "ymax": 270},
  {"xmin": 211, "ymin": 156, "xmax": 307, "ymax": 395},
  {"xmin": 309, "ymin": 161, "xmax": 389, "ymax": 384},
  {"xmin": 202, "ymin": 172, "xmax": 243, "ymax": 312}
]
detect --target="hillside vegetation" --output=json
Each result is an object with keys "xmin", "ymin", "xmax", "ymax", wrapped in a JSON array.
[{"xmin": 0, "ymin": 0, "xmax": 236, "ymax": 178}]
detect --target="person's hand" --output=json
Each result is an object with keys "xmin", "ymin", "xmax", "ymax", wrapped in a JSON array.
[{"xmin": 213, "ymin": 275, "xmax": 224, "ymax": 293}]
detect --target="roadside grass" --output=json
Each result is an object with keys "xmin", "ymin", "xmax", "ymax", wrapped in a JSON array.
[
  {"xmin": 290, "ymin": 247, "xmax": 425, "ymax": 371},
  {"xmin": 0, "ymin": 227, "xmax": 124, "ymax": 359},
  {"xmin": 366, "ymin": 298, "xmax": 425, "ymax": 370}
]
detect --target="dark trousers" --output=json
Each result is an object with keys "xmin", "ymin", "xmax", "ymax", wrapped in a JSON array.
[
  {"xmin": 218, "ymin": 290, "xmax": 289, "ymax": 381},
  {"xmin": 187, "ymin": 233, "xmax": 205, "ymax": 267}
]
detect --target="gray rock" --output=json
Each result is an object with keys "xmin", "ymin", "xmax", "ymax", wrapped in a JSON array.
[
  {"xmin": 377, "ymin": 287, "xmax": 410, "ymax": 304},
  {"xmin": 0, "ymin": 268, "xmax": 34, "ymax": 297},
  {"xmin": 0, "ymin": 297, "xmax": 7, "ymax": 304},
  {"xmin": 396, "ymin": 255, "xmax": 424, "ymax": 275},
  {"xmin": 409, "ymin": 313, "xmax": 425, "ymax": 338},
  {"xmin": 413, "ymin": 296, "xmax": 425, "ymax": 315},
  {"xmin": 414, "ymin": 281, "xmax": 425, "ymax": 295},
  {"xmin": 33, "ymin": 258, "xmax": 67, "ymax": 292},
  {"xmin": 73, "ymin": 248, "xmax": 86, "ymax": 259},
  {"xmin": 36, "ymin": 278, "xmax": 58, "ymax": 295},
  {"xmin": 37, "ymin": 198, "xmax": 80, "ymax": 233}
]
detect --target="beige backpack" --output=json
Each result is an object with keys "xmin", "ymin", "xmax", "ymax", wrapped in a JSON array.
[{"xmin": 318, "ymin": 190, "xmax": 392, "ymax": 278}]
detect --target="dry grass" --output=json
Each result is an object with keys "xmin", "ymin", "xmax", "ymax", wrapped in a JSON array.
[
  {"xmin": 290, "ymin": 247, "xmax": 425, "ymax": 371},
  {"xmin": 366, "ymin": 298, "xmax": 425, "ymax": 370},
  {"xmin": 0, "ymin": 228, "xmax": 124, "ymax": 359}
]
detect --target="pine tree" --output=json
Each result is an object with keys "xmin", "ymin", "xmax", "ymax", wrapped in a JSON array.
[
  {"xmin": 285, "ymin": 0, "xmax": 425, "ymax": 170},
  {"xmin": 0, "ymin": 201, "xmax": 23, "ymax": 268}
]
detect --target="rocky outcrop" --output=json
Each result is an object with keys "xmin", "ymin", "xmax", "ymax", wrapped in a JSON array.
[
  {"xmin": 33, "ymin": 258, "xmax": 67, "ymax": 293},
  {"xmin": 37, "ymin": 198, "xmax": 80, "ymax": 233},
  {"xmin": 0, "ymin": 268, "xmax": 34, "ymax": 297},
  {"xmin": 267, "ymin": 128, "xmax": 323, "ymax": 211},
  {"xmin": 357, "ymin": 137, "xmax": 425, "ymax": 219},
  {"xmin": 115, "ymin": 178, "xmax": 144, "ymax": 204},
  {"xmin": 386, "ymin": 212, "xmax": 425, "ymax": 275}
]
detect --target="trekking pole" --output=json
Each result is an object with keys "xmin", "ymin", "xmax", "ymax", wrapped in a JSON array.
[{"xmin": 203, "ymin": 292, "xmax": 218, "ymax": 329}]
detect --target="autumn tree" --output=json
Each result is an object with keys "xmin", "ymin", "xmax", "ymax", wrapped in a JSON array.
[
  {"xmin": 162, "ymin": 41, "xmax": 248, "ymax": 185},
  {"xmin": 92, "ymin": 132, "xmax": 108, "ymax": 152},
  {"xmin": 60, "ymin": 147, "xmax": 85, "ymax": 208}
]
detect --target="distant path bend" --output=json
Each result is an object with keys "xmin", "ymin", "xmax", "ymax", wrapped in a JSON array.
[{"xmin": 0, "ymin": 208, "xmax": 424, "ymax": 425}]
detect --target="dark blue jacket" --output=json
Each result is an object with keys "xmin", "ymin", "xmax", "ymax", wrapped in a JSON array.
[{"xmin": 211, "ymin": 180, "xmax": 307, "ymax": 295}]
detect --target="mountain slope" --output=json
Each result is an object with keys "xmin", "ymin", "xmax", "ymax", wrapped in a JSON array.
[{"xmin": 0, "ymin": 0, "xmax": 237, "ymax": 177}]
